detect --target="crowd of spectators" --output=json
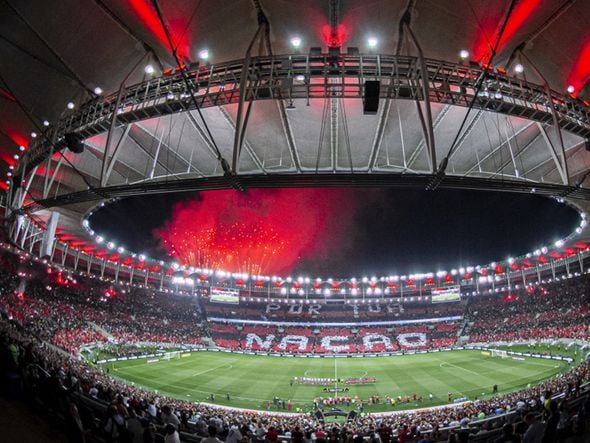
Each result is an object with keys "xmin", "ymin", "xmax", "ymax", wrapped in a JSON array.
[
  {"xmin": 1, "ymin": 317, "xmax": 590, "ymax": 442},
  {"xmin": 204, "ymin": 299, "xmax": 465, "ymax": 323},
  {"xmin": 2, "ymin": 246, "xmax": 590, "ymax": 441},
  {"xmin": 0, "ymin": 249, "xmax": 208, "ymax": 355},
  {"xmin": 466, "ymin": 279, "xmax": 590, "ymax": 344},
  {"xmin": 208, "ymin": 322, "xmax": 458, "ymax": 354}
]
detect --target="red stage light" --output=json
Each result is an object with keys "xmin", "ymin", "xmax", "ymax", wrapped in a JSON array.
[
  {"xmin": 322, "ymin": 24, "xmax": 347, "ymax": 48},
  {"xmin": 128, "ymin": 0, "xmax": 190, "ymax": 59},
  {"xmin": 473, "ymin": 0, "xmax": 541, "ymax": 63},
  {"xmin": 567, "ymin": 38, "xmax": 590, "ymax": 98}
]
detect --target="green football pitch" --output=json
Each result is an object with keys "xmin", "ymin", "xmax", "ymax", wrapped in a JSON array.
[{"xmin": 106, "ymin": 350, "xmax": 569, "ymax": 413}]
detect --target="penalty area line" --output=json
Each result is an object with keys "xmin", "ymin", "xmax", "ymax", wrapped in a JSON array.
[
  {"xmin": 438, "ymin": 360, "xmax": 482, "ymax": 377},
  {"xmin": 192, "ymin": 361, "xmax": 235, "ymax": 377}
]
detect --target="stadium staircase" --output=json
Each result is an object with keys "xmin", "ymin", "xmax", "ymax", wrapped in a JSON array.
[
  {"xmin": 201, "ymin": 336, "xmax": 217, "ymax": 348},
  {"xmin": 42, "ymin": 340, "xmax": 72, "ymax": 357},
  {"xmin": 86, "ymin": 321, "xmax": 115, "ymax": 341},
  {"xmin": 455, "ymin": 319, "xmax": 471, "ymax": 346}
]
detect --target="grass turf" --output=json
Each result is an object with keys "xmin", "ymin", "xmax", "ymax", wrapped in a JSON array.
[{"xmin": 105, "ymin": 350, "xmax": 569, "ymax": 413}]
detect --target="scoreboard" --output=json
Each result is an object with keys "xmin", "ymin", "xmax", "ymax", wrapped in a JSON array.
[
  {"xmin": 210, "ymin": 287, "xmax": 240, "ymax": 304},
  {"xmin": 431, "ymin": 286, "xmax": 461, "ymax": 303}
]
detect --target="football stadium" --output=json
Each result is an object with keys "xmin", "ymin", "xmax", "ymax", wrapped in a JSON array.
[{"xmin": 1, "ymin": 1, "xmax": 590, "ymax": 442}]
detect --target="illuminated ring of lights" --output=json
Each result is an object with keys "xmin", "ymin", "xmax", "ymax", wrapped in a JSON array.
[{"xmin": 9, "ymin": 54, "xmax": 590, "ymax": 287}]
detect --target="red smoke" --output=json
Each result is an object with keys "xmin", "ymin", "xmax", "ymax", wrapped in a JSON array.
[{"xmin": 155, "ymin": 188, "xmax": 355, "ymax": 275}]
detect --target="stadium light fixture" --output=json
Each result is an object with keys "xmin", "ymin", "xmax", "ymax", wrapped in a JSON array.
[
  {"xmin": 198, "ymin": 49, "xmax": 209, "ymax": 60},
  {"xmin": 290, "ymin": 36, "xmax": 302, "ymax": 48},
  {"xmin": 554, "ymin": 239, "xmax": 565, "ymax": 247},
  {"xmin": 144, "ymin": 64, "xmax": 155, "ymax": 75},
  {"xmin": 567, "ymin": 85, "xmax": 575, "ymax": 94},
  {"xmin": 31, "ymin": 132, "xmax": 37, "ymax": 138},
  {"xmin": 94, "ymin": 86, "xmax": 103, "ymax": 95},
  {"xmin": 514, "ymin": 63, "xmax": 524, "ymax": 73},
  {"xmin": 67, "ymin": 102, "xmax": 75, "ymax": 109},
  {"xmin": 459, "ymin": 49, "xmax": 469, "ymax": 59},
  {"xmin": 19, "ymin": 145, "xmax": 25, "ymax": 151},
  {"xmin": 43, "ymin": 120, "xmax": 50, "ymax": 127},
  {"xmin": 107, "ymin": 241, "xmax": 115, "ymax": 250},
  {"xmin": 367, "ymin": 37, "xmax": 378, "ymax": 49},
  {"xmin": 541, "ymin": 246, "xmax": 548, "ymax": 254},
  {"xmin": 13, "ymin": 154, "xmax": 19, "ymax": 160},
  {"xmin": 95, "ymin": 236, "xmax": 104, "ymax": 244}
]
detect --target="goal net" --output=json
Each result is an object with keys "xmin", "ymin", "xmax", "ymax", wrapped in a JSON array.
[
  {"xmin": 491, "ymin": 349, "xmax": 508, "ymax": 359},
  {"xmin": 162, "ymin": 351, "xmax": 181, "ymax": 361}
]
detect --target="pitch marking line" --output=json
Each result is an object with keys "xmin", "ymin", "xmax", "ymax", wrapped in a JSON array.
[
  {"xmin": 438, "ymin": 360, "xmax": 482, "ymax": 377},
  {"xmin": 192, "ymin": 361, "xmax": 235, "ymax": 377}
]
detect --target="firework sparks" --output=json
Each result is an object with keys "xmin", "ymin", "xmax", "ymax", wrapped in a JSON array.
[{"xmin": 155, "ymin": 188, "xmax": 353, "ymax": 275}]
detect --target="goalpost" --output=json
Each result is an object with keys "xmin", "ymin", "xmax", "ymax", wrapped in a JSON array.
[
  {"xmin": 491, "ymin": 349, "xmax": 508, "ymax": 359},
  {"xmin": 162, "ymin": 351, "xmax": 181, "ymax": 361}
]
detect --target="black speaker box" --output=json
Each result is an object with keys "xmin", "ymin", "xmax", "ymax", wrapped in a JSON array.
[
  {"xmin": 64, "ymin": 132, "xmax": 84, "ymax": 154},
  {"xmin": 363, "ymin": 80, "xmax": 380, "ymax": 115}
]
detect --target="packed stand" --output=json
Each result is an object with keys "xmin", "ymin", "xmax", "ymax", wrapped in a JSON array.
[
  {"xmin": 203, "ymin": 298, "xmax": 465, "ymax": 323},
  {"xmin": 467, "ymin": 280, "xmax": 590, "ymax": 344},
  {"xmin": 0, "ymin": 250, "xmax": 208, "ymax": 355},
  {"xmin": 209, "ymin": 321, "xmax": 460, "ymax": 354},
  {"xmin": 1, "ymin": 318, "xmax": 590, "ymax": 443}
]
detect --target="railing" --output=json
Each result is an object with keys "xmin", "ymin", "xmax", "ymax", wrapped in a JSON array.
[{"xmin": 18, "ymin": 53, "xmax": 590, "ymax": 179}]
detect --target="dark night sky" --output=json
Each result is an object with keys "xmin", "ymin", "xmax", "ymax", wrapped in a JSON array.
[{"xmin": 90, "ymin": 188, "xmax": 579, "ymax": 277}]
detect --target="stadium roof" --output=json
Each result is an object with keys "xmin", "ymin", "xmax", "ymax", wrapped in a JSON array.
[{"xmin": 2, "ymin": 0, "xmax": 590, "ymax": 275}]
